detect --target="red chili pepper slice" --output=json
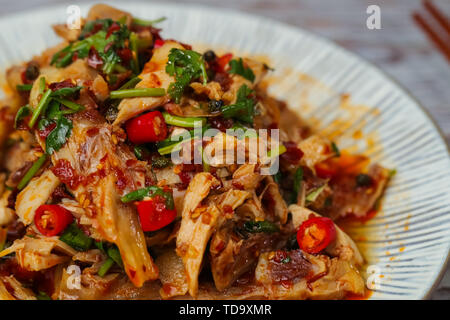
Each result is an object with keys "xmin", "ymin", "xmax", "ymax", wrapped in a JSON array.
[
  {"xmin": 106, "ymin": 22, "xmax": 121, "ymax": 39},
  {"xmin": 280, "ymin": 141, "xmax": 304, "ymax": 164},
  {"xmin": 34, "ymin": 204, "xmax": 73, "ymax": 237},
  {"xmin": 137, "ymin": 195, "xmax": 177, "ymax": 232},
  {"xmin": 125, "ymin": 111, "xmax": 168, "ymax": 144},
  {"xmin": 212, "ymin": 53, "xmax": 233, "ymax": 73},
  {"xmin": 315, "ymin": 153, "xmax": 369, "ymax": 180},
  {"xmin": 297, "ymin": 216, "xmax": 336, "ymax": 254},
  {"xmin": 154, "ymin": 39, "xmax": 165, "ymax": 49}
]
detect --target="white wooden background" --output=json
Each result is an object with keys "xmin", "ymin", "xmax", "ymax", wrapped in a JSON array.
[{"xmin": 0, "ymin": 0, "xmax": 449, "ymax": 299}]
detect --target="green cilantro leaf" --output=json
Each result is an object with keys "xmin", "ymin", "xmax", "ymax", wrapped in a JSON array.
[
  {"xmin": 221, "ymin": 84, "xmax": 255, "ymax": 123},
  {"xmin": 228, "ymin": 58, "xmax": 255, "ymax": 82},
  {"xmin": 166, "ymin": 48, "xmax": 207, "ymax": 103},
  {"xmin": 45, "ymin": 115, "xmax": 73, "ymax": 155}
]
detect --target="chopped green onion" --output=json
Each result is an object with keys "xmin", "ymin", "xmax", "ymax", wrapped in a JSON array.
[
  {"xmin": 355, "ymin": 174, "xmax": 373, "ymax": 187},
  {"xmin": 157, "ymin": 137, "xmax": 192, "ymax": 155},
  {"xmin": 129, "ymin": 32, "xmax": 139, "ymax": 75},
  {"xmin": 331, "ymin": 142, "xmax": 340, "ymax": 157},
  {"xmin": 95, "ymin": 241, "xmax": 106, "ymax": 253},
  {"xmin": 120, "ymin": 186, "xmax": 174, "ymax": 210},
  {"xmin": 50, "ymin": 86, "xmax": 82, "ymax": 99},
  {"xmin": 306, "ymin": 184, "xmax": 326, "ymax": 203},
  {"xmin": 17, "ymin": 154, "xmax": 48, "ymax": 190},
  {"xmin": 162, "ymin": 112, "xmax": 206, "ymax": 128},
  {"xmin": 97, "ymin": 258, "xmax": 114, "ymax": 277},
  {"xmin": 16, "ymin": 84, "xmax": 33, "ymax": 91},
  {"xmin": 53, "ymin": 98, "xmax": 85, "ymax": 113},
  {"xmin": 200, "ymin": 145, "xmax": 210, "ymax": 172},
  {"xmin": 281, "ymin": 256, "xmax": 291, "ymax": 264},
  {"xmin": 107, "ymin": 246, "xmax": 123, "ymax": 268},
  {"xmin": 28, "ymin": 89, "xmax": 52, "ymax": 128},
  {"xmin": 39, "ymin": 77, "xmax": 46, "ymax": 94},
  {"xmin": 109, "ymin": 88, "xmax": 165, "ymax": 99},
  {"xmin": 243, "ymin": 220, "xmax": 279, "ymax": 234},
  {"xmin": 267, "ymin": 144, "xmax": 287, "ymax": 158},
  {"xmin": 291, "ymin": 167, "xmax": 303, "ymax": 204},
  {"xmin": 132, "ymin": 16, "xmax": 166, "ymax": 27},
  {"xmin": 36, "ymin": 291, "xmax": 52, "ymax": 300},
  {"xmin": 136, "ymin": 37, "xmax": 153, "ymax": 50},
  {"xmin": 14, "ymin": 105, "xmax": 31, "ymax": 129},
  {"xmin": 119, "ymin": 77, "xmax": 141, "ymax": 90},
  {"xmin": 388, "ymin": 169, "xmax": 397, "ymax": 178},
  {"xmin": 151, "ymin": 156, "xmax": 171, "ymax": 168},
  {"xmin": 59, "ymin": 223, "xmax": 93, "ymax": 251}
]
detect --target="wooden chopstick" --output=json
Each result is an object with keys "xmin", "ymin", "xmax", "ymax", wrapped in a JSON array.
[
  {"xmin": 412, "ymin": 0, "xmax": 450, "ymax": 62},
  {"xmin": 424, "ymin": 0, "xmax": 450, "ymax": 35}
]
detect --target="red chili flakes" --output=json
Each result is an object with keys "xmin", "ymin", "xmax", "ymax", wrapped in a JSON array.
[
  {"xmin": 113, "ymin": 167, "xmax": 128, "ymax": 190},
  {"xmin": 222, "ymin": 205, "xmax": 233, "ymax": 215},
  {"xmin": 48, "ymin": 79, "xmax": 75, "ymax": 91},
  {"xmin": 117, "ymin": 48, "xmax": 132, "ymax": 62},
  {"xmin": 213, "ymin": 72, "xmax": 232, "ymax": 91},
  {"xmin": 38, "ymin": 122, "xmax": 57, "ymax": 140},
  {"xmin": 51, "ymin": 159, "xmax": 83, "ymax": 189},
  {"xmin": 232, "ymin": 181, "xmax": 244, "ymax": 190},
  {"xmin": 280, "ymin": 141, "xmax": 304, "ymax": 164},
  {"xmin": 88, "ymin": 47, "xmax": 103, "ymax": 69},
  {"xmin": 154, "ymin": 39, "xmax": 165, "ymax": 49},
  {"xmin": 208, "ymin": 116, "xmax": 234, "ymax": 132},
  {"xmin": 86, "ymin": 127, "xmax": 99, "ymax": 137},
  {"xmin": 106, "ymin": 22, "xmax": 120, "ymax": 39},
  {"xmin": 273, "ymin": 250, "xmax": 288, "ymax": 263},
  {"xmin": 214, "ymin": 240, "xmax": 226, "ymax": 253},
  {"xmin": 51, "ymin": 185, "xmax": 72, "ymax": 202}
]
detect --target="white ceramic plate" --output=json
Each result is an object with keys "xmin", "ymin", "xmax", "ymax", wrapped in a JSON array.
[{"xmin": 1, "ymin": 1, "xmax": 450, "ymax": 300}]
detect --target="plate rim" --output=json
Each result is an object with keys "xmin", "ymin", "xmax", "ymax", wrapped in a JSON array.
[{"xmin": 1, "ymin": 0, "xmax": 450, "ymax": 300}]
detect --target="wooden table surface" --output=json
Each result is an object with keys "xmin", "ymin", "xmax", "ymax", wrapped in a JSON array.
[{"xmin": 1, "ymin": 0, "xmax": 450, "ymax": 299}]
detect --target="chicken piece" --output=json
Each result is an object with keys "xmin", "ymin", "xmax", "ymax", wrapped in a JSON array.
[
  {"xmin": 52, "ymin": 23, "xmax": 81, "ymax": 42},
  {"xmin": 325, "ymin": 164, "xmax": 390, "ymax": 219},
  {"xmin": 190, "ymin": 81, "xmax": 223, "ymax": 101},
  {"xmin": 235, "ymin": 191, "xmax": 266, "ymax": 221},
  {"xmin": 176, "ymin": 172, "xmax": 220, "ymax": 296},
  {"xmin": 86, "ymin": 4, "xmax": 132, "ymax": 26},
  {"xmin": 0, "ymin": 276, "xmax": 37, "ymax": 300},
  {"xmin": 2, "ymin": 131, "xmax": 36, "ymax": 174},
  {"xmin": 0, "ymin": 236, "xmax": 76, "ymax": 271},
  {"xmin": 178, "ymin": 203, "xmax": 220, "ymax": 297},
  {"xmin": 155, "ymin": 249, "xmax": 188, "ymax": 299},
  {"xmin": 298, "ymin": 135, "xmax": 334, "ymax": 172},
  {"xmin": 210, "ymin": 189, "xmax": 251, "ymax": 224},
  {"xmin": 260, "ymin": 176, "xmax": 288, "ymax": 223},
  {"xmin": 113, "ymin": 41, "xmax": 185, "ymax": 125},
  {"xmin": 289, "ymin": 205, "xmax": 364, "ymax": 266},
  {"xmin": 33, "ymin": 87, "xmax": 158, "ymax": 286},
  {"xmin": 221, "ymin": 58, "xmax": 268, "ymax": 104},
  {"xmin": 209, "ymin": 225, "xmax": 285, "ymax": 291},
  {"xmin": 231, "ymin": 164, "xmax": 263, "ymax": 190},
  {"xmin": 15, "ymin": 170, "xmax": 60, "ymax": 225},
  {"xmin": 0, "ymin": 190, "xmax": 15, "ymax": 227},
  {"xmin": 57, "ymin": 267, "xmax": 119, "ymax": 300},
  {"xmin": 255, "ymin": 250, "xmax": 365, "ymax": 299}
]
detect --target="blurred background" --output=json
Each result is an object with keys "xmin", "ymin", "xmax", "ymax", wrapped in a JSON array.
[{"xmin": 1, "ymin": 0, "xmax": 449, "ymax": 299}]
